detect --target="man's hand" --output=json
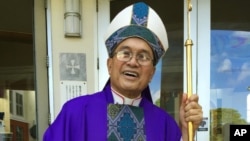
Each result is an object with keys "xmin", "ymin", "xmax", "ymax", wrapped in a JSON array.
[{"xmin": 179, "ymin": 94, "xmax": 203, "ymax": 141}]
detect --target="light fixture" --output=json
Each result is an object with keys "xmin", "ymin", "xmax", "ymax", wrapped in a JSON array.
[{"xmin": 64, "ymin": 0, "xmax": 81, "ymax": 37}]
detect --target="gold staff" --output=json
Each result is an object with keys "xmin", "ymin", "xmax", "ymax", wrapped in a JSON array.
[{"xmin": 185, "ymin": 0, "xmax": 194, "ymax": 141}]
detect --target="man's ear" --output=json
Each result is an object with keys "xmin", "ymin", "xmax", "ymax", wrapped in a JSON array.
[{"xmin": 107, "ymin": 58, "xmax": 112, "ymax": 75}]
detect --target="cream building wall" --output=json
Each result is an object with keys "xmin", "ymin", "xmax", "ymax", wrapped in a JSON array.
[{"xmin": 49, "ymin": 0, "xmax": 98, "ymax": 117}]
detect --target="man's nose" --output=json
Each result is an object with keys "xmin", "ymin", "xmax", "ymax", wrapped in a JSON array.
[{"xmin": 127, "ymin": 55, "xmax": 140, "ymax": 66}]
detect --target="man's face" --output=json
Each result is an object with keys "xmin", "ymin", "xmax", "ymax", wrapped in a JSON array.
[{"xmin": 107, "ymin": 37, "xmax": 156, "ymax": 98}]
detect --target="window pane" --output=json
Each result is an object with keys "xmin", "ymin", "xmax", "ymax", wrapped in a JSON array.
[{"xmin": 211, "ymin": 0, "xmax": 250, "ymax": 140}]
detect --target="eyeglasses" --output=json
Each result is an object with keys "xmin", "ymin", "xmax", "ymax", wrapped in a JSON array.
[{"xmin": 113, "ymin": 50, "xmax": 153, "ymax": 66}]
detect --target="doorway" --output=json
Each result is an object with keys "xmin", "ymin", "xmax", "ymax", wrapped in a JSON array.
[{"xmin": 0, "ymin": 0, "xmax": 37, "ymax": 141}]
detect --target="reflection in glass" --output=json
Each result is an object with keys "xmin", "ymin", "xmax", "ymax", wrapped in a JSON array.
[
  {"xmin": 0, "ymin": 0, "xmax": 35, "ymax": 140},
  {"xmin": 16, "ymin": 126, "xmax": 23, "ymax": 141},
  {"xmin": 211, "ymin": 1, "xmax": 250, "ymax": 140},
  {"xmin": 210, "ymin": 30, "xmax": 250, "ymax": 141}
]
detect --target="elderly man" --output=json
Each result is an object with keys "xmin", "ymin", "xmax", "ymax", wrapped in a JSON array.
[{"xmin": 43, "ymin": 2, "xmax": 202, "ymax": 141}]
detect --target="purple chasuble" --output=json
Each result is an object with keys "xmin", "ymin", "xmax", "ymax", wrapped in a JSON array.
[{"xmin": 43, "ymin": 81, "xmax": 181, "ymax": 141}]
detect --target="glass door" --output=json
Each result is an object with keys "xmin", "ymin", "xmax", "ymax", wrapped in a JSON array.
[
  {"xmin": 0, "ymin": 0, "xmax": 37, "ymax": 141},
  {"xmin": 210, "ymin": 0, "xmax": 250, "ymax": 141}
]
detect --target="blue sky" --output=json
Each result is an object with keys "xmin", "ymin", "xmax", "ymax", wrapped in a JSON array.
[
  {"xmin": 149, "ymin": 59, "xmax": 162, "ymax": 103},
  {"xmin": 210, "ymin": 30, "xmax": 250, "ymax": 121}
]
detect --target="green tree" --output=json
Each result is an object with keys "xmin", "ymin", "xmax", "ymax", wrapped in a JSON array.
[
  {"xmin": 155, "ymin": 98, "xmax": 160, "ymax": 107},
  {"xmin": 210, "ymin": 108, "xmax": 247, "ymax": 141}
]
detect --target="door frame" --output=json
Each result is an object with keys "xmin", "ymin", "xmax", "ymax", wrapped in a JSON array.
[
  {"xmin": 97, "ymin": 0, "xmax": 110, "ymax": 90},
  {"xmin": 189, "ymin": 0, "xmax": 210, "ymax": 140},
  {"xmin": 34, "ymin": 0, "xmax": 49, "ymax": 140}
]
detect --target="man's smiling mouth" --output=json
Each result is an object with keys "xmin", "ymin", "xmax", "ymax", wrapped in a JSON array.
[{"xmin": 123, "ymin": 71, "xmax": 138, "ymax": 77}]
